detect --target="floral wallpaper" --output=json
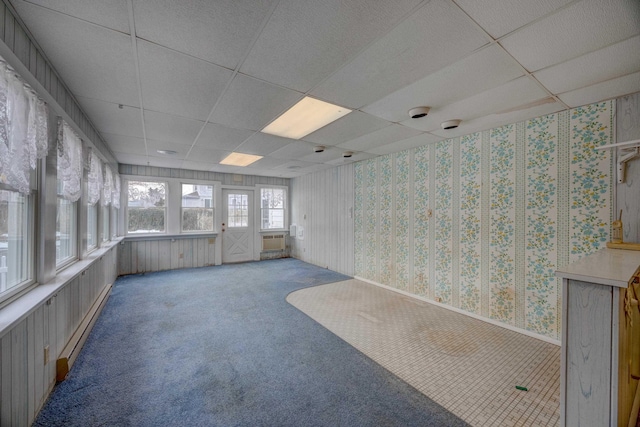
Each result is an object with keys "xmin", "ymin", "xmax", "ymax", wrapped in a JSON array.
[{"xmin": 354, "ymin": 100, "xmax": 613, "ymax": 340}]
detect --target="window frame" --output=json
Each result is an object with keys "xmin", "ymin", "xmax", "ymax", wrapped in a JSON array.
[
  {"xmin": 257, "ymin": 185, "xmax": 288, "ymax": 232},
  {"xmin": 180, "ymin": 183, "xmax": 215, "ymax": 233},
  {"xmin": 55, "ymin": 192, "xmax": 79, "ymax": 270},
  {"xmin": 125, "ymin": 179, "xmax": 168, "ymax": 236},
  {"xmin": 0, "ymin": 183, "xmax": 37, "ymax": 306}
]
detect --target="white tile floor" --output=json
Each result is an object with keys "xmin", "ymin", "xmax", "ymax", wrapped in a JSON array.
[{"xmin": 287, "ymin": 279, "xmax": 560, "ymax": 427}]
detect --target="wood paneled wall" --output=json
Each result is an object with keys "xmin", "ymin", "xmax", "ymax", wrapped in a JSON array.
[
  {"xmin": 118, "ymin": 237, "xmax": 216, "ymax": 276},
  {"xmin": 0, "ymin": 245, "xmax": 118, "ymax": 426},
  {"xmin": 119, "ymin": 163, "xmax": 289, "ymax": 187},
  {"xmin": 290, "ymin": 164, "xmax": 355, "ymax": 276},
  {"xmin": 617, "ymin": 92, "xmax": 640, "ymax": 243}
]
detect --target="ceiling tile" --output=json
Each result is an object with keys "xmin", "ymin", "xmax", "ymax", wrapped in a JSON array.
[
  {"xmin": 195, "ymin": 123, "xmax": 255, "ymax": 152},
  {"xmin": 246, "ymin": 156, "xmax": 291, "ymax": 169},
  {"xmin": 144, "ymin": 110, "xmax": 204, "ymax": 145},
  {"xmin": 133, "ymin": 0, "xmax": 275, "ymax": 69},
  {"xmin": 209, "ymin": 74, "xmax": 303, "ymax": 131},
  {"xmin": 268, "ymin": 141, "xmax": 319, "ymax": 160},
  {"xmin": 240, "ymin": 0, "xmax": 423, "ymax": 92},
  {"xmin": 12, "ymin": 2, "xmax": 138, "ymax": 105},
  {"xmin": 272, "ymin": 160, "xmax": 319, "ymax": 171},
  {"xmin": 104, "ymin": 134, "xmax": 147, "ymax": 156},
  {"xmin": 500, "ymin": 0, "xmax": 640, "ymax": 72},
  {"xmin": 454, "ymin": 0, "xmax": 574, "ymax": 38},
  {"xmin": 326, "ymin": 152, "xmax": 377, "ymax": 166},
  {"xmin": 557, "ymin": 71, "xmax": 640, "ymax": 108},
  {"xmin": 138, "ymin": 41, "xmax": 233, "ymax": 121},
  {"xmin": 366, "ymin": 133, "xmax": 442, "ymax": 155},
  {"xmin": 429, "ymin": 101, "xmax": 565, "ymax": 138},
  {"xmin": 299, "ymin": 146, "xmax": 347, "ymax": 163},
  {"xmin": 185, "ymin": 147, "xmax": 232, "ymax": 164},
  {"xmin": 303, "ymin": 111, "xmax": 391, "ymax": 146},
  {"xmin": 311, "ymin": 0, "xmax": 491, "ymax": 109},
  {"xmin": 400, "ymin": 76, "xmax": 550, "ymax": 131},
  {"xmin": 534, "ymin": 35, "xmax": 640, "ymax": 94},
  {"xmin": 337, "ymin": 124, "xmax": 422, "ymax": 151},
  {"xmin": 363, "ymin": 44, "xmax": 525, "ymax": 122},
  {"xmin": 12, "ymin": 0, "xmax": 129, "ymax": 33},
  {"xmin": 234, "ymin": 133, "xmax": 293, "ymax": 156},
  {"xmin": 180, "ymin": 160, "xmax": 214, "ymax": 172},
  {"xmin": 77, "ymin": 96, "xmax": 143, "ymax": 138}
]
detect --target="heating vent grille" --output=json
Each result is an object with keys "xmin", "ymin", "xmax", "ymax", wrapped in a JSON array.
[{"xmin": 262, "ymin": 234, "xmax": 285, "ymax": 251}]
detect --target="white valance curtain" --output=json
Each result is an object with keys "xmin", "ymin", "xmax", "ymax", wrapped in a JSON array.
[
  {"xmin": 57, "ymin": 120, "xmax": 83, "ymax": 202},
  {"xmin": 0, "ymin": 60, "xmax": 49, "ymax": 194},
  {"xmin": 87, "ymin": 149, "xmax": 102, "ymax": 206},
  {"xmin": 102, "ymin": 165, "xmax": 113, "ymax": 206},
  {"xmin": 112, "ymin": 174, "xmax": 120, "ymax": 209}
]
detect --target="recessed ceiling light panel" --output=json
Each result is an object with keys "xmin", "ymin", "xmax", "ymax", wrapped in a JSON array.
[
  {"xmin": 261, "ymin": 97, "xmax": 352, "ymax": 140},
  {"xmin": 220, "ymin": 152, "xmax": 263, "ymax": 167},
  {"xmin": 156, "ymin": 149, "xmax": 177, "ymax": 155}
]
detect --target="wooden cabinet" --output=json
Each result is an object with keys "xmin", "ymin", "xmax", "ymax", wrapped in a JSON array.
[{"xmin": 557, "ymin": 249, "xmax": 640, "ymax": 427}]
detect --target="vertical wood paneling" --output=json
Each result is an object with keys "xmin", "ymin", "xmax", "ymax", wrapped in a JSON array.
[
  {"xmin": 617, "ymin": 93, "xmax": 640, "ymax": 243},
  {"xmin": 289, "ymin": 164, "xmax": 355, "ymax": 276},
  {"xmin": 117, "ymin": 237, "xmax": 218, "ymax": 275},
  {"xmin": 0, "ymin": 245, "xmax": 118, "ymax": 425}
]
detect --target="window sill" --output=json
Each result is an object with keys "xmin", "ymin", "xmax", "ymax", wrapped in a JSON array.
[
  {"xmin": 124, "ymin": 232, "xmax": 218, "ymax": 242},
  {"xmin": 0, "ymin": 237, "xmax": 123, "ymax": 338}
]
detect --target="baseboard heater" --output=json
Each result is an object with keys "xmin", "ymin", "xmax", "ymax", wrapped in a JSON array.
[{"xmin": 56, "ymin": 283, "xmax": 112, "ymax": 382}]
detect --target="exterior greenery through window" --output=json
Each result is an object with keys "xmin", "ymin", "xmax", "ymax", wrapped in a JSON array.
[
  {"xmin": 261, "ymin": 188, "xmax": 285, "ymax": 230},
  {"xmin": 181, "ymin": 184, "xmax": 214, "ymax": 232},
  {"xmin": 127, "ymin": 180, "xmax": 166, "ymax": 233}
]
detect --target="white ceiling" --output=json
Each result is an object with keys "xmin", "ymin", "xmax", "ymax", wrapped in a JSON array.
[{"xmin": 9, "ymin": 0, "xmax": 640, "ymax": 178}]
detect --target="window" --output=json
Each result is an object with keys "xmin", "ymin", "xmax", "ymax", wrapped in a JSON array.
[
  {"xmin": 227, "ymin": 193, "xmax": 248, "ymax": 227},
  {"xmin": 87, "ymin": 202, "xmax": 98, "ymax": 250},
  {"xmin": 127, "ymin": 180, "xmax": 166, "ymax": 234},
  {"xmin": 56, "ymin": 190, "xmax": 77, "ymax": 266},
  {"xmin": 260, "ymin": 188, "xmax": 286, "ymax": 230},
  {"xmin": 102, "ymin": 205, "xmax": 110, "ymax": 242},
  {"xmin": 181, "ymin": 184, "xmax": 213, "ymax": 232},
  {"xmin": 0, "ymin": 189, "xmax": 34, "ymax": 298}
]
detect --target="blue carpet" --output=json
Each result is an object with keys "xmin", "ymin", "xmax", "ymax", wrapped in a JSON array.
[{"xmin": 35, "ymin": 258, "xmax": 468, "ymax": 426}]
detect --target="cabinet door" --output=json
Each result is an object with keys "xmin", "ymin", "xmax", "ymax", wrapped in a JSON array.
[{"xmin": 566, "ymin": 279, "xmax": 612, "ymax": 426}]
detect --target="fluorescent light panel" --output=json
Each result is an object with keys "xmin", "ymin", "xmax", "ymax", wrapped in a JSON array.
[
  {"xmin": 220, "ymin": 152, "xmax": 263, "ymax": 167},
  {"xmin": 261, "ymin": 96, "xmax": 352, "ymax": 140}
]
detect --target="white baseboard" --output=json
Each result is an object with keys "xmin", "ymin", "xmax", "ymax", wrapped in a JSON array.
[{"xmin": 354, "ymin": 276, "xmax": 561, "ymax": 346}]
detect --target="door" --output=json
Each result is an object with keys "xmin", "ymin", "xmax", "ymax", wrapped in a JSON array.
[{"xmin": 222, "ymin": 189, "xmax": 254, "ymax": 263}]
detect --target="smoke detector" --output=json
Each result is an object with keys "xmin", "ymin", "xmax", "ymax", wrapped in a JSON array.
[
  {"xmin": 409, "ymin": 106, "xmax": 430, "ymax": 119},
  {"xmin": 314, "ymin": 145, "xmax": 326, "ymax": 153},
  {"xmin": 441, "ymin": 119, "xmax": 461, "ymax": 130},
  {"xmin": 343, "ymin": 151, "xmax": 354, "ymax": 158}
]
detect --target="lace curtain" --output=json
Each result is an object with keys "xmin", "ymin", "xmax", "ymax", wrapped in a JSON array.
[
  {"xmin": 102, "ymin": 165, "xmax": 113, "ymax": 206},
  {"xmin": 87, "ymin": 149, "xmax": 102, "ymax": 206},
  {"xmin": 57, "ymin": 120, "xmax": 83, "ymax": 201},
  {"xmin": 0, "ymin": 61, "xmax": 49, "ymax": 194},
  {"xmin": 112, "ymin": 173, "xmax": 120, "ymax": 209}
]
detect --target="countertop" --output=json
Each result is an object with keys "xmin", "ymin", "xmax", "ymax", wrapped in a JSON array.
[{"xmin": 555, "ymin": 248, "xmax": 640, "ymax": 288}]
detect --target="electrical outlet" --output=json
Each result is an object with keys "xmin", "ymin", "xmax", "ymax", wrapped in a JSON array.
[
  {"xmin": 434, "ymin": 296, "xmax": 442, "ymax": 303},
  {"xmin": 44, "ymin": 346, "xmax": 49, "ymax": 365},
  {"xmin": 179, "ymin": 253, "xmax": 183, "ymax": 259}
]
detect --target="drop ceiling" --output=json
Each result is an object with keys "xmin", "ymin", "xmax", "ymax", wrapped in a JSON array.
[{"xmin": 8, "ymin": 0, "xmax": 640, "ymax": 178}]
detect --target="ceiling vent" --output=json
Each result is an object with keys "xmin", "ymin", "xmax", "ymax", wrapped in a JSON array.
[
  {"xmin": 409, "ymin": 106, "xmax": 430, "ymax": 119},
  {"xmin": 441, "ymin": 119, "xmax": 461, "ymax": 130}
]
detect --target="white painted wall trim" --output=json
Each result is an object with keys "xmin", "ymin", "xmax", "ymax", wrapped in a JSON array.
[{"xmin": 355, "ymin": 275, "xmax": 561, "ymax": 346}]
